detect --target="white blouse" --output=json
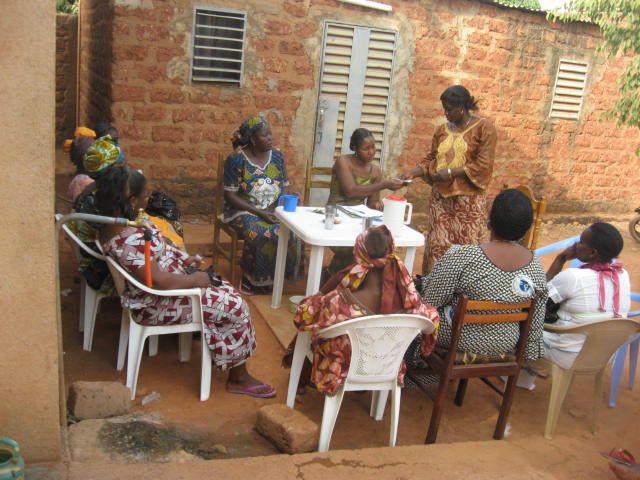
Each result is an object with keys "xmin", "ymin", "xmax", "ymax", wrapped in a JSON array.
[{"xmin": 544, "ymin": 267, "xmax": 631, "ymax": 352}]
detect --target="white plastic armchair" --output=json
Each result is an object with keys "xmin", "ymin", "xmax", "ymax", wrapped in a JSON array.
[
  {"xmin": 56, "ymin": 213, "xmax": 112, "ymax": 351},
  {"xmin": 104, "ymin": 256, "xmax": 214, "ymax": 401},
  {"xmin": 298, "ymin": 314, "xmax": 435, "ymax": 452}
]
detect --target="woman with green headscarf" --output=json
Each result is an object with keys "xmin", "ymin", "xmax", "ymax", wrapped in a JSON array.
[
  {"xmin": 72, "ymin": 134, "xmax": 186, "ymax": 293},
  {"xmin": 70, "ymin": 134, "xmax": 125, "ymax": 293},
  {"xmin": 223, "ymin": 116, "xmax": 302, "ymax": 294}
]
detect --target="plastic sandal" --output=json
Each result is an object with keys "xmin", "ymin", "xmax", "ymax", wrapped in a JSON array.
[{"xmin": 226, "ymin": 383, "xmax": 277, "ymax": 399}]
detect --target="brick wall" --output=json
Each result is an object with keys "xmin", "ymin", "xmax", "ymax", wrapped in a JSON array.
[
  {"xmin": 397, "ymin": 0, "xmax": 640, "ymax": 214},
  {"xmin": 78, "ymin": 0, "xmax": 114, "ymax": 128},
  {"xmin": 56, "ymin": 14, "xmax": 77, "ymax": 145},
  {"xmin": 79, "ymin": 0, "xmax": 640, "ymax": 215}
]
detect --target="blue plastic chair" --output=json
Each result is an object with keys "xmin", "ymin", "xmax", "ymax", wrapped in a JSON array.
[
  {"xmin": 608, "ymin": 292, "xmax": 640, "ymax": 407},
  {"xmin": 533, "ymin": 236, "xmax": 580, "ymax": 257}
]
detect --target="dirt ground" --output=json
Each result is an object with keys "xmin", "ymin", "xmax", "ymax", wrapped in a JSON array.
[{"xmin": 55, "ymin": 179, "xmax": 640, "ymax": 477}]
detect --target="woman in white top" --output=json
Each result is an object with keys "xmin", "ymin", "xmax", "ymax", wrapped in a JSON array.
[{"xmin": 543, "ymin": 222, "xmax": 630, "ymax": 368}]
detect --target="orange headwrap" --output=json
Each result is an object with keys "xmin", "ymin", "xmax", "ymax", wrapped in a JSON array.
[
  {"xmin": 74, "ymin": 126, "xmax": 96, "ymax": 138},
  {"xmin": 62, "ymin": 126, "xmax": 97, "ymax": 152}
]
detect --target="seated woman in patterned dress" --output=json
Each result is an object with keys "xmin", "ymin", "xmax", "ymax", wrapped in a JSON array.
[
  {"xmin": 223, "ymin": 115, "xmax": 302, "ymax": 294},
  {"xmin": 414, "ymin": 189, "xmax": 548, "ymax": 367},
  {"xmin": 291, "ymin": 225, "xmax": 439, "ymax": 395},
  {"xmin": 96, "ymin": 166, "xmax": 276, "ymax": 398},
  {"xmin": 325, "ymin": 128, "xmax": 404, "ymax": 276}
]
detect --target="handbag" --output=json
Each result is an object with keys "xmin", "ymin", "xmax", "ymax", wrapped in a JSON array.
[{"xmin": 185, "ymin": 266, "xmax": 222, "ymax": 287}]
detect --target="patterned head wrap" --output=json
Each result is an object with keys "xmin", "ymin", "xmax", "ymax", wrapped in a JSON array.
[
  {"xmin": 321, "ymin": 225, "xmax": 415, "ymax": 314},
  {"xmin": 231, "ymin": 115, "xmax": 267, "ymax": 149},
  {"xmin": 83, "ymin": 135, "xmax": 124, "ymax": 178},
  {"xmin": 63, "ymin": 126, "xmax": 96, "ymax": 152}
]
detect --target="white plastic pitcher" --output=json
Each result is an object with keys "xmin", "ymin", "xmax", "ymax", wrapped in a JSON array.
[{"xmin": 382, "ymin": 195, "xmax": 412, "ymax": 234}]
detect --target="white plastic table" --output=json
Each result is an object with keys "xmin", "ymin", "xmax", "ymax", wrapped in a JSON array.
[{"xmin": 271, "ymin": 206, "xmax": 425, "ymax": 309}]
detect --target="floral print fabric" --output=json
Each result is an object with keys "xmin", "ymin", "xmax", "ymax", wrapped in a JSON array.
[
  {"xmin": 103, "ymin": 226, "xmax": 256, "ymax": 370},
  {"xmin": 422, "ymin": 190, "xmax": 487, "ymax": 273},
  {"xmin": 294, "ymin": 287, "xmax": 438, "ymax": 395},
  {"xmin": 293, "ymin": 227, "xmax": 440, "ymax": 394},
  {"xmin": 223, "ymin": 149, "xmax": 301, "ymax": 287}
]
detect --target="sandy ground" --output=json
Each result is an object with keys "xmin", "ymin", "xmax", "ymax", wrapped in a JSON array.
[{"xmin": 54, "ymin": 180, "xmax": 640, "ymax": 477}]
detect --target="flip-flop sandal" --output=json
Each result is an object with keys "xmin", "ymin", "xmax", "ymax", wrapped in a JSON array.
[
  {"xmin": 601, "ymin": 448, "xmax": 636, "ymax": 466},
  {"xmin": 239, "ymin": 281, "xmax": 256, "ymax": 296},
  {"xmin": 226, "ymin": 383, "xmax": 277, "ymax": 399}
]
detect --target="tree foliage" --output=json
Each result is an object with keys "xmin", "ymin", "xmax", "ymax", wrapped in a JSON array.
[
  {"xmin": 496, "ymin": 0, "xmax": 542, "ymax": 10},
  {"xmin": 56, "ymin": 0, "xmax": 78, "ymax": 14},
  {"xmin": 550, "ymin": 1, "xmax": 640, "ymax": 140}
]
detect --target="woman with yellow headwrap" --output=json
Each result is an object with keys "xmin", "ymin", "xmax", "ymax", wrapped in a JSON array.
[
  {"xmin": 71, "ymin": 133, "xmax": 187, "ymax": 293},
  {"xmin": 402, "ymin": 85, "xmax": 497, "ymax": 274}
]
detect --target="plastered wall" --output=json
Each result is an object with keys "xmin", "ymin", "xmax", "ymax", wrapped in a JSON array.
[{"xmin": 0, "ymin": 1, "xmax": 62, "ymax": 462}]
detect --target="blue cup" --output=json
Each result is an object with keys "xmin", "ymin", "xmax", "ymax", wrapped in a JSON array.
[{"xmin": 278, "ymin": 194, "xmax": 298, "ymax": 212}]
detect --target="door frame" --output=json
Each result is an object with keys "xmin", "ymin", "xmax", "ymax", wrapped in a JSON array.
[{"xmin": 305, "ymin": 20, "xmax": 399, "ymax": 204}]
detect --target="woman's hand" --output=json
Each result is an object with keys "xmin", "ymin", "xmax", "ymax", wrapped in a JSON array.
[
  {"xmin": 402, "ymin": 166, "xmax": 424, "ymax": 180},
  {"xmin": 546, "ymin": 243, "xmax": 578, "ymax": 281},
  {"xmin": 384, "ymin": 178, "xmax": 405, "ymax": 191},
  {"xmin": 190, "ymin": 271, "xmax": 212, "ymax": 288},
  {"xmin": 284, "ymin": 185, "xmax": 300, "ymax": 197},
  {"xmin": 432, "ymin": 169, "xmax": 453, "ymax": 183},
  {"xmin": 184, "ymin": 255, "xmax": 203, "ymax": 268},
  {"xmin": 559, "ymin": 244, "xmax": 577, "ymax": 262},
  {"xmin": 258, "ymin": 211, "xmax": 279, "ymax": 224}
]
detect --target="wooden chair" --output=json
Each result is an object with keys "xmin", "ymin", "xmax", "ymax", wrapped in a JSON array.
[
  {"xmin": 304, "ymin": 166, "xmax": 333, "ymax": 204},
  {"xmin": 515, "ymin": 185, "xmax": 547, "ymax": 250},
  {"xmin": 212, "ymin": 154, "xmax": 243, "ymax": 286},
  {"xmin": 408, "ymin": 295, "xmax": 536, "ymax": 444}
]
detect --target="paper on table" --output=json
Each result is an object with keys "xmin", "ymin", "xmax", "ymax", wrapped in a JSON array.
[{"xmin": 337, "ymin": 204, "xmax": 383, "ymax": 218}]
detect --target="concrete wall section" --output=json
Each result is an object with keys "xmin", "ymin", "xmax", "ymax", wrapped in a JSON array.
[{"xmin": 0, "ymin": 1, "xmax": 62, "ymax": 462}]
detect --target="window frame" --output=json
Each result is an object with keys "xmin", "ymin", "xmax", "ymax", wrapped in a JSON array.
[
  {"xmin": 314, "ymin": 20, "xmax": 398, "ymax": 167},
  {"xmin": 548, "ymin": 58, "xmax": 589, "ymax": 122},
  {"xmin": 189, "ymin": 5, "xmax": 247, "ymax": 86}
]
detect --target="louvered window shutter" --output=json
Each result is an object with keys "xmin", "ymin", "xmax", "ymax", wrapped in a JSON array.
[
  {"xmin": 191, "ymin": 8, "xmax": 247, "ymax": 85},
  {"xmin": 320, "ymin": 23, "xmax": 396, "ymax": 165},
  {"xmin": 307, "ymin": 22, "xmax": 397, "ymax": 205},
  {"xmin": 360, "ymin": 29, "xmax": 396, "ymax": 162},
  {"xmin": 549, "ymin": 59, "xmax": 589, "ymax": 121}
]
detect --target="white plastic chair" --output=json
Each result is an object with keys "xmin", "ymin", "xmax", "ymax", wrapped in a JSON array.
[
  {"xmin": 541, "ymin": 318, "xmax": 640, "ymax": 439},
  {"xmin": 94, "ymin": 238, "xmax": 159, "ymax": 362},
  {"xmin": 288, "ymin": 314, "xmax": 435, "ymax": 452},
  {"xmin": 56, "ymin": 213, "xmax": 112, "ymax": 351},
  {"xmin": 104, "ymin": 256, "xmax": 214, "ymax": 401}
]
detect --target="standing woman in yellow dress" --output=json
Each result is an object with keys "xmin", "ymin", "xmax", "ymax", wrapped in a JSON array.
[{"xmin": 403, "ymin": 85, "xmax": 497, "ymax": 274}]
